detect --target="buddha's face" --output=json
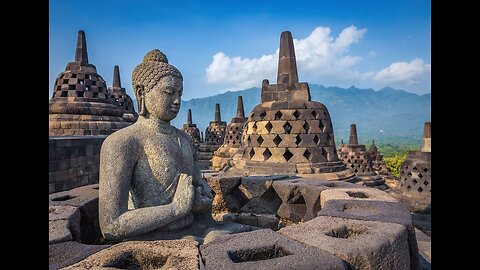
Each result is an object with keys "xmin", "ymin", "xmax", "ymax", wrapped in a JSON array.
[{"xmin": 144, "ymin": 75, "xmax": 183, "ymax": 121}]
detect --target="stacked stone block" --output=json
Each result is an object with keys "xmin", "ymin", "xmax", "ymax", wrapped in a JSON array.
[
  {"xmin": 49, "ymin": 136, "xmax": 105, "ymax": 193},
  {"xmin": 182, "ymin": 109, "xmax": 202, "ymax": 144},
  {"xmin": 211, "ymin": 96, "xmax": 248, "ymax": 170},
  {"xmin": 338, "ymin": 124, "xmax": 385, "ymax": 188},
  {"xmin": 197, "ymin": 103, "xmax": 227, "ymax": 168},
  {"xmin": 107, "ymin": 65, "xmax": 138, "ymax": 122},
  {"xmin": 231, "ymin": 31, "xmax": 354, "ymax": 178},
  {"xmin": 396, "ymin": 122, "xmax": 431, "ymax": 214},
  {"xmin": 49, "ymin": 30, "xmax": 130, "ymax": 136}
]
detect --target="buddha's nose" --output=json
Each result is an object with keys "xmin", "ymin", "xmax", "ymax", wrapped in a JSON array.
[{"xmin": 173, "ymin": 98, "xmax": 180, "ymax": 106}]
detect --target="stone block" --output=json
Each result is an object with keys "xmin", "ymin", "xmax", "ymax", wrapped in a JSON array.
[
  {"xmin": 49, "ymin": 219, "xmax": 76, "ymax": 245},
  {"xmin": 49, "ymin": 241, "xmax": 110, "ymax": 270},
  {"xmin": 320, "ymin": 187, "xmax": 398, "ymax": 207},
  {"xmin": 318, "ymin": 200, "xmax": 421, "ymax": 270},
  {"xmin": 277, "ymin": 203, "xmax": 306, "ymax": 222},
  {"xmin": 279, "ymin": 216, "xmax": 410, "ymax": 270},
  {"xmin": 63, "ymin": 239, "xmax": 200, "ymax": 270},
  {"xmin": 239, "ymin": 175, "xmax": 287, "ymax": 214},
  {"xmin": 208, "ymin": 176, "xmax": 248, "ymax": 212},
  {"xmin": 201, "ymin": 229, "xmax": 347, "ymax": 270},
  {"xmin": 49, "ymin": 184, "xmax": 99, "ymax": 208}
]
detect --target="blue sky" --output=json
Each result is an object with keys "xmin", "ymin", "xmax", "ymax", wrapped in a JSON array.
[{"xmin": 49, "ymin": 0, "xmax": 431, "ymax": 100}]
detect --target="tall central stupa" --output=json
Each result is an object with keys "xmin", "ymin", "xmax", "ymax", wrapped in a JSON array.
[{"xmin": 231, "ymin": 31, "xmax": 354, "ymax": 180}]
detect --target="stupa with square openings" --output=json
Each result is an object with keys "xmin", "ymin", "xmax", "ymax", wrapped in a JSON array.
[
  {"xmin": 107, "ymin": 65, "xmax": 138, "ymax": 122},
  {"xmin": 211, "ymin": 96, "xmax": 248, "ymax": 170},
  {"xmin": 49, "ymin": 30, "xmax": 130, "ymax": 136},
  {"xmin": 227, "ymin": 31, "xmax": 355, "ymax": 180},
  {"xmin": 196, "ymin": 103, "xmax": 227, "ymax": 168},
  {"xmin": 182, "ymin": 109, "xmax": 202, "ymax": 144},
  {"xmin": 337, "ymin": 124, "xmax": 386, "ymax": 189}
]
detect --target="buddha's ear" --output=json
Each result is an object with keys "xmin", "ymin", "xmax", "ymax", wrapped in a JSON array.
[{"xmin": 135, "ymin": 85, "xmax": 146, "ymax": 116}]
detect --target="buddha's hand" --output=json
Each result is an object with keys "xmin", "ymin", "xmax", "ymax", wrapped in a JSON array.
[
  {"xmin": 192, "ymin": 184, "xmax": 213, "ymax": 213},
  {"xmin": 172, "ymin": 173, "xmax": 195, "ymax": 216}
]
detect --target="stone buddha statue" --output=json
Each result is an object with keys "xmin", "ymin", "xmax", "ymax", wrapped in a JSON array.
[{"xmin": 99, "ymin": 49, "xmax": 251, "ymax": 243}]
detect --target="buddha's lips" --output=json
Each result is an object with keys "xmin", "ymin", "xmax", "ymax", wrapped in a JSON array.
[{"xmin": 170, "ymin": 107, "xmax": 180, "ymax": 112}]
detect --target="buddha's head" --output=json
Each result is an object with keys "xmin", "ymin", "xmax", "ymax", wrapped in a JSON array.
[{"xmin": 132, "ymin": 49, "xmax": 183, "ymax": 122}]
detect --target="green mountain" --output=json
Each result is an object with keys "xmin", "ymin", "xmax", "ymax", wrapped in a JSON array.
[{"xmin": 169, "ymin": 84, "xmax": 431, "ymax": 146}]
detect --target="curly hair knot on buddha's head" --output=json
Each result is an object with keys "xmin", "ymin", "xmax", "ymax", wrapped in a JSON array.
[{"xmin": 132, "ymin": 49, "xmax": 183, "ymax": 92}]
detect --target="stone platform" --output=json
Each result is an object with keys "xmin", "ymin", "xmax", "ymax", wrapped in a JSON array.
[{"xmin": 49, "ymin": 183, "xmax": 424, "ymax": 270}]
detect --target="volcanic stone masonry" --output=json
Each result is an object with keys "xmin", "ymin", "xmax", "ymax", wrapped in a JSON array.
[
  {"xmin": 49, "ymin": 30, "xmax": 428, "ymax": 270},
  {"xmin": 396, "ymin": 122, "xmax": 431, "ymax": 211},
  {"xmin": 368, "ymin": 139, "xmax": 390, "ymax": 175},
  {"xmin": 182, "ymin": 109, "xmax": 202, "ymax": 144},
  {"xmin": 49, "ymin": 30, "xmax": 131, "ymax": 136},
  {"xmin": 207, "ymin": 31, "xmax": 357, "ymax": 232},
  {"xmin": 337, "ymin": 124, "xmax": 386, "ymax": 189},
  {"xmin": 227, "ymin": 31, "xmax": 356, "ymax": 178},
  {"xmin": 196, "ymin": 103, "xmax": 227, "ymax": 169},
  {"xmin": 107, "ymin": 65, "xmax": 138, "ymax": 122},
  {"xmin": 211, "ymin": 96, "xmax": 248, "ymax": 170}
]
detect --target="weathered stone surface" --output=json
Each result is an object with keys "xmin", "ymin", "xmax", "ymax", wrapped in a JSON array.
[
  {"xmin": 208, "ymin": 176, "xmax": 248, "ymax": 212},
  {"xmin": 49, "ymin": 241, "xmax": 110, "ymax": 270},
  {"xmin": 222, "ymin": 213, "xmax": 279, "ymax": 230},
  {"xmin": 49, "ymin": 184, "xmax": 99, "ymax": 208},
  {"xmin": 238, "ymin": 175, "xmax": 288, "ymax": 215},
  {"xmin": 318, "ymin": 199, "xmax": 421, "ymax": 270},
  {"xmin": 277, "ymin": 203, "xmax": 306, "ymax": 223},
  {"xmin": 211, "ymin": 96, "xmax": 247, "ymax": 171},
  {"xmin": 224, "ymin": 31, "xmax": 355, "ymax": 178},
  {"xmin": 415, "ymin": 228, "xmax": 431, "ymax": 269},
  {"xmin": 182, "ymin": 109, "xmax": 202, "ymax": 144},
  {"xmin": 49, "ymin": 30, "xmax": 130, "ymax": 136},
  {"xmin": 201, "ymin": 229, "xmax": 348, "ymax": 270},
  {"xmin": 49, "ymin": 205, "xmax": 81, "ymax": 244},
  {"xmin": 108, "ymin": 65, "xmax": 138, "ymax": 122},
  {"xmin": 49, "ymin": 220, "xmax": 75, "ymax": 244},
  {"xmin": 98, "ymin": 49, "xmax": 251, "ymax": 242},
  {"xmin": 272, "ymin": 178, "xmax": 360, "ymax": 222},
  {"xmin": 49, "ymin": 137, "xmax": 105, "ymax": 194},
  {"xmin": 320, "ymin": 187, "xmax": 398, "ymax": 208},
  {"xmin": 63, "ymin": 239, "xmax": 200, "ymax": 269},
  {"xmin": 279, "ymin": 216, "xmax": 410, "ymax": 270}
]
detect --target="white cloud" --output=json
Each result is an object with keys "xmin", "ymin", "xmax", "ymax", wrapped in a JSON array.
[
  {"xmin": 373, "ymin": 58, "xmax": 431, "ymax": 86},
  {"xmin": 205, "ymin": 26, "xmax": 431, "ymax": 94},
  {"xmin": 205, "ymin": 26, "xmax": 367, "ymax": 91}
]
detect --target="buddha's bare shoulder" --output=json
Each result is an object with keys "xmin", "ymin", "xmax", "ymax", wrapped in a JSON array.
[{"xmin": 101, "ymin": 123, "xmax": 143, "ymax": 153}]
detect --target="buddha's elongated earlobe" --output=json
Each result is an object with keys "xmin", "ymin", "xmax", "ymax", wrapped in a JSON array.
[{"xmin": 135, "ymin": 85, "xmax": 146, "ymax": 116}]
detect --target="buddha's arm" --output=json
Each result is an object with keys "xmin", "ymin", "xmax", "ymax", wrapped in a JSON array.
[{"xmin": 98, "ymin": 136, "xmax": 193, "ymax": 240}]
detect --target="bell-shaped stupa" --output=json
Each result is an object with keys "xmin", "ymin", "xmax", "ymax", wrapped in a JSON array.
[
  {"xmin": 182, "ymin": 109, "xmax": 202, "ymax": 144},
  {"xmin": 49, "ymin": 30, "xmax": 129, "ymax": 136},
  {"xmin": 338, "ymin": 124, "xmax": 385, "ymax": 188},
  {"xmin": 197, "ymin": 103, "xmax": 228, "ymax": 169},
  {"xmin": 107, "ymin": 65, "xmax": 138, "ymax": 122},
  {"xmin": 230, "ymin": 31, "xmax": 354, "ymax": 180},
  {"xmin": 397, "ymin": 122, "xmax": 431, "ymax": 210},
  {"xmin": 368, "ymin": 140, "xmax": 390, "ymax": 175},
  {"xmin": 211, "ymin": 96, "xmax": 248, "ymax": 170}
]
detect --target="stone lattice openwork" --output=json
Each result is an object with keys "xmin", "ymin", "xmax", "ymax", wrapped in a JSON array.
[
  {"xmin": 231, "ymin": 31, "xmax": 355, "ymax": 178},
  {"xmin": 49, "ymin": 30, "xmax": 130, "ymax": 136},
  {"xmin": 107, "ymin": 65, "xmax": 138, "ymax": 122},
  {"xmin": 368, "ymin": 140, "xmax": 390, "ymax": 175},
  {"xmin": 211, "ymin": 96, "xmax": 248, "ymax": 170},
  {"xmin": 197, "ymin": 103, "xmax": 227, "ymax": 168},
  {"xmin": 204, "ymin": 103, "xmax": 227, "ymax": 145},
  {"xmin": 182, "ymin": 109, "xmax": 202, "ymax": 144},
  {"xmin": 338, "ymin": 124, "xmax": 385, "ymax": 188},
  {"xmin": 399, "ymin": 122, "xmax": 431, "ymax": 198}
]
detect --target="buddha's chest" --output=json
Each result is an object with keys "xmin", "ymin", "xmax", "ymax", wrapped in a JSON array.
[{"xmin": 133, "ymin": 134, "xmax": 194, "ymax": 191}]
